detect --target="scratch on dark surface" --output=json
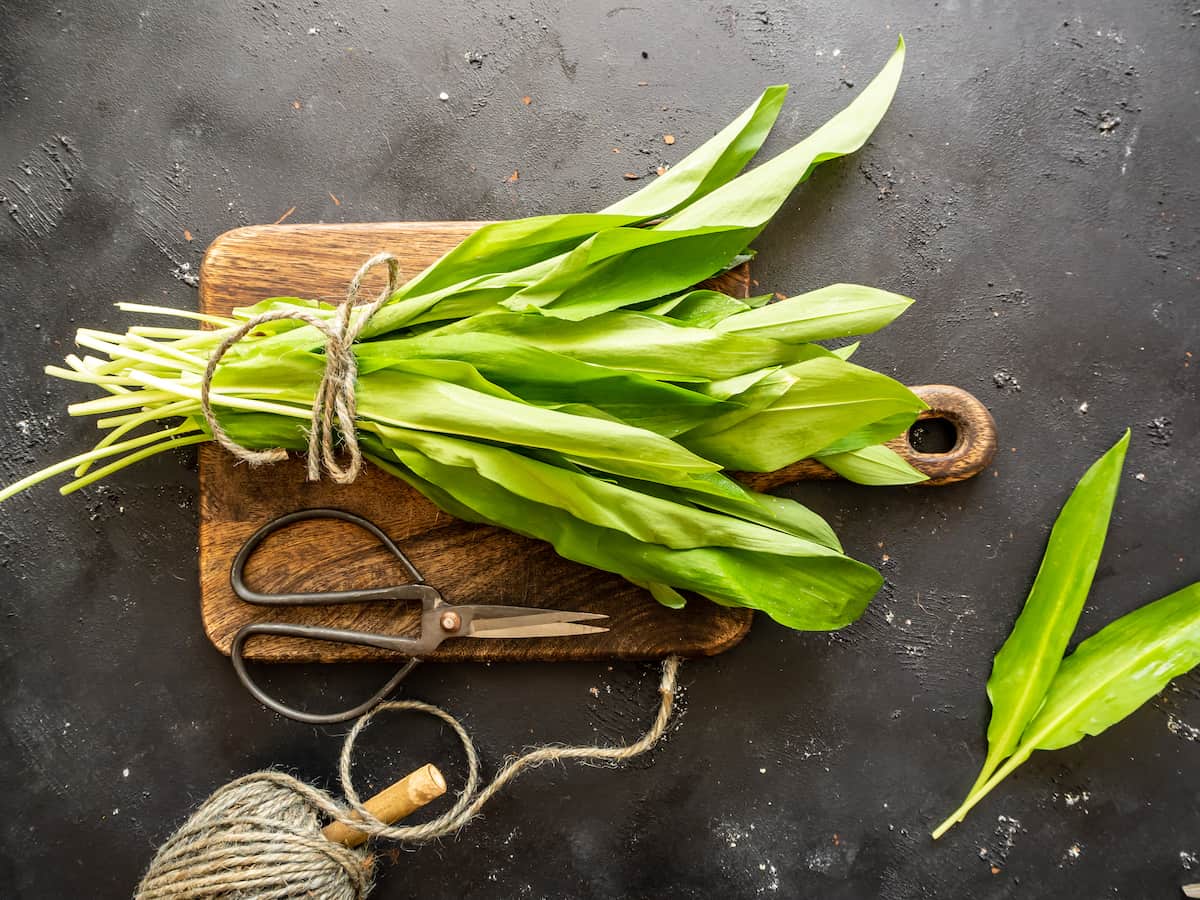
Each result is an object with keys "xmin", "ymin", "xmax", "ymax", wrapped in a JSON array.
[
  {"xmin": 442, "ymin": 2, "xmax": 571, "ymax": 122},
  {"xmin": 0, "ymin": 136, "xmax": 79, "ymax": 249},
  {"xmin": 835, "ymin": 585, "xmax": 983, "ymax": 690},
  {"xmin": 878, "ymin": 825, "xmax": 952, "ymax": 900},
  {"xmin": 129, "ymin": 160, "xmax": 198, "ymax": 286}
]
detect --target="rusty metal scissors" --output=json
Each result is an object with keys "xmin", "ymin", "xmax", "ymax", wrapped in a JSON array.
[{"xmin": 229, "ymin": 508, "xmax": 608, "ymax": 724}]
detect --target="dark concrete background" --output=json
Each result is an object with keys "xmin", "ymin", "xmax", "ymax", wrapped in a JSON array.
[{"xmin": 1, "ymin": 1, "xmax": 1197, "ymax": 897}]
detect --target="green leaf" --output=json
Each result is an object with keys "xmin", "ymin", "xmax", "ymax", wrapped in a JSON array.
[
  {"xmin": 1028, "ymin": 581, "xmax": 1200, "ymax": 750},
  {"xmin": 933, "ymin": 579, "xmax": 1200, "ymax": 838},
  {"xmin": 968, "ymin": 430, "xmax": 1130, "ymax": 793},
  {"xmin": 659, "ymin": 36, "xmax": 906, "ymax": 233},
  {"xmin": 681, "ymin": 355, "xmax": 926, "ymax": 470},
  {"xmin": 602, "ymin": 85, "xmax": 788, "ymax": 218},
  {"xmin": 811, "ymin": 411, "xmax": 918, "ymax": 456},
  {"xmin": 817, "ymin": 444, "xmax": 928, "ymax": 485},
  {"xmin": 642, "ymin": 581, "xmax": 689, "ymax": 610},
  {"xmin": 354, "ymin": 332, "xmax": 726, "ymax": 436},
  {"xmin": 436, "ymin": 310, "xmax": 813, "ymax": 380},
  {"xmin": 663, "ymin": 290, "xmax": 756, "ymax": 327},
  {"xmin": 714, "ymin": 284, "xmax": 913, "ymax": 343}
]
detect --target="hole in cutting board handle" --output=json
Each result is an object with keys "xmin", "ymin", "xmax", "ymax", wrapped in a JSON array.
[{"xmin": 907, "ymin": 417, "xmax": 958, "ymax": 455}]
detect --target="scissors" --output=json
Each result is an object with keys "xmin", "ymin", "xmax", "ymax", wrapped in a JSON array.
[{"xmin": 229, "ymin": 508, "xmax": 609, "ymax": 724}]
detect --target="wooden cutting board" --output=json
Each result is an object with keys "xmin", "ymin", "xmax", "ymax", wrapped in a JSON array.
[{"xmin": 198, "ymin": 222, "xmax": 997, "ymax": 663}]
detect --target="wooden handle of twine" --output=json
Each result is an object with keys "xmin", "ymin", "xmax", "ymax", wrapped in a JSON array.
[{"xmin": 322, "ymin": 763, "xmax": 447, "ymax": 848}]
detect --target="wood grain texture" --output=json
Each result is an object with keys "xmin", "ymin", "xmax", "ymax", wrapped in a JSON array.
[{"xmin": 198, "ymin": 222, "xmax": 997, "ymax": 664}]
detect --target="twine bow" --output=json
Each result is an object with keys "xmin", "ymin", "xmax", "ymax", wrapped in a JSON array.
[{"xmin": 200, "ymin": 252, "xmax": 401, "ymax": 484}]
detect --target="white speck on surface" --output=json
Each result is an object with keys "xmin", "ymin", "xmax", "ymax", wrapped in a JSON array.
[
  {"xmin": 438, "ymin": 91, "xmax": 449, "ymax": 101},
  {"xmin": 1062, "ymin": 790, "xmax": 1091, "ymax": 808},
  {"xmin": 1078, "ymin": 401, "xmax": 1088, "ymax": 414},
  {"xmin": 122, "ymin": 767, "xmax": 130, "ymax": 778},
  {"xmin": 832, "ymin": 47, "xmax": 841, "ymax": 56},
  {"xmin": 884, "ymin": 609, "xmax": 895, "ymax": 624},
  {"xmin": 171, "ymin": 261, "xmax": 198, "ymax": 287},
  {"xmin": 588, "ymin": 686, "xmax": 599, "ymax": 698},
  {"xmin": 1182, "ymin": 850, "xmax": 1198, "ymax": 869},
  {"xmin": 759, "ymin": 767, "xmax": 766, "ymax": 774},
  {"xmin": 1135, "ymin": 472, "xmax": 1146, "ymax": 482},
  {"xmin": 307, "ymin": 26, "xmax": 319, "ymax": 34},
  {"xmin": 1063, "ymin": 842, "xmax": 1082, "ymax": 862},
  {"xmin": 112, "ymin": 808, "xmax": 119, "ymax": 816},
  {"xmin": 1168, "ymin": 715, "xmax": 1200, "ymax": 741}
]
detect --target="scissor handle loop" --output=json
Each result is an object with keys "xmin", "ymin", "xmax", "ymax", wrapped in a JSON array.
[
  {"xmin": 230, "ymin": 621, "xmax": 421, "ymax": 724},
  {"xmin": 231, "ymin": 508, "xmax": 428, "ymax": 606}
]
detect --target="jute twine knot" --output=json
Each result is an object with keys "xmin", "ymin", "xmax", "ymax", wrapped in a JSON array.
[
  {"xmin": 200, "ymin": 252, "xmax": 401, "ymax": 484},
  {"xmin": 136, "ymin": 658, "xmax": 681, "ymax": 900}
]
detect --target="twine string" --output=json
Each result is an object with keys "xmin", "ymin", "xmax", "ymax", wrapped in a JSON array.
[
  {"xmin": 136, "ymin": 657, "xmax": 681, "ymax": 900},
  {"xmin": 199, "ymin": 252, "xmax": 401, "ymax": 484}
]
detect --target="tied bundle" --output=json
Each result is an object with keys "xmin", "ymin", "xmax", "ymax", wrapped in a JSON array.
[{"xmin": 3, "ymin": 41, "xmax": 924, "ymax": 632}]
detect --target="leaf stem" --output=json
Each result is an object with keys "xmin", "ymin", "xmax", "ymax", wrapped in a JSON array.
[
  {"xmin": 931, "ymin": 747, "xmax": 1033, "ymax": 839},
  {"xmin": 0, "ymin": 425, "xmax": 194, "ymax": 502},
  {"xmin": 60, "ymin": 431, "xmax": 208, "ymax": 495}
]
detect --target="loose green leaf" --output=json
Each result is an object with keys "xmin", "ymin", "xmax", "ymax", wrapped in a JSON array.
[
  {"xmin": 933, "ymin": 579, "xmax": 1200, "ymax": 838},
  {"xmin": 969, "ymin": 430, "xmax": 1130, "ymax": 794}
]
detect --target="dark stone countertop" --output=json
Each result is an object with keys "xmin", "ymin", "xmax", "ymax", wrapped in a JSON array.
[{"xmin": 1, "ymin": 1, "xmax": 1196, "ymax": 897}]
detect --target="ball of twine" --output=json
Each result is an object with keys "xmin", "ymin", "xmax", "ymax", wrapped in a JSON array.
[{"xmin": 136, "ymin": 659, "xmax": 681, "ymax": 899}]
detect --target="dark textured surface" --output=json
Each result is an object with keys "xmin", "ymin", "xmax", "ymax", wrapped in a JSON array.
[{"xmin": 0, "ymin": 1, "xmax": 1197, "ymax": 897}]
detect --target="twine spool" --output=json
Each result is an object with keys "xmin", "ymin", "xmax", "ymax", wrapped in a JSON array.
[{"xmin": 137, "ymin": 659, "xmax": 681, "ymax": 899}]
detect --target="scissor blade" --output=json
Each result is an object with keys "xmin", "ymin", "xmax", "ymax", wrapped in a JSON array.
[
  {"xmin": 467, "ymin": 622, "xmax": 610, "ymax": 639},
  {"xmin": 464, "ymin": 604, "xmax": 608, "ymax": 624}
]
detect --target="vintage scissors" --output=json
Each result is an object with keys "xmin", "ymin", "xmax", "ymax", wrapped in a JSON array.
[{"xmin": 229, "ymin": 508, "xmax": 608, "ymax": 724}]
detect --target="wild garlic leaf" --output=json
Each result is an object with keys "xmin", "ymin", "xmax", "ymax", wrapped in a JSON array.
[
  {"xmin": 816, "ymin": 444, "xmax": 928, "ymax": 485},
  {"xmin": 681, "ymin": 355, "xmax": 927, "ymax": 470},
  {"xmin": 602, "ymin": 85, "xmax": 788, "ymax": 218},
  {"xmin": 661, "ymin": 37, "xmax": 906, "ymax": 232},
  {"xmin": 1025, "ymin": 580, "xmax": 1200, "ymax": 750},
  {"xmin": 715, "ymin": 284, "xmax": 913, "ymax": 343},
  {"xmin": 970, "ymin": 430, "xmax": 1130, "ymax": 793},
  {"xmin": 933, "ymin": 579, "xmax": 1200, "ymax": 838}
]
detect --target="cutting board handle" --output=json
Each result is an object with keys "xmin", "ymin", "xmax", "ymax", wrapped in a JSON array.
[{"xmin": 736, "ymin": 384, "xmax": 998, "ymax": 492}]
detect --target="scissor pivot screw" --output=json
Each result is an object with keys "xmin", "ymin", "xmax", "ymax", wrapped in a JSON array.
[{"xmin": 439, "ymin": 611, "xmax": 462, "ymax": 632}]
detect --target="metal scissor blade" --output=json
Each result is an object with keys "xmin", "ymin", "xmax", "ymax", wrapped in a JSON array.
[
  {"xmin": 464, "ymin": 606, "xmax": 608, "ymax": 638},
  {"xmin": 467, "ymin": 622, "xmax": 610, "ymax": 639}
]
